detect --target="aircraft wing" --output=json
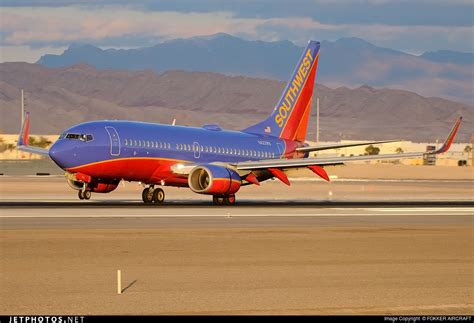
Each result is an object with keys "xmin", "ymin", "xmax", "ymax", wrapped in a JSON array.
[
  {"xmin": 234, "ymin": 117, "xmax": 462, "ymax": 182},
  {"xmin": 236, "ymin": 151, "xmax": 424, "ymax": 170},
  {"xmin": 17, "ymin": 145, "xmax": 49, "ymax": 156},
  {"xmin": 16, "ymin": 112, "xmax": 50, "ymax": 157},
  {"xmin": 295, "ymin": 140, "xmax": 400, "ymax": 153}
]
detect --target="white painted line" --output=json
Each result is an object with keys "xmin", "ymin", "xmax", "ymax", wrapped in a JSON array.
[
  {"xmin": 2, "ymin": 212, "xmax": 473, "ymax": 218},
  {"xmin": 371, "ymin": 207, "xmax": 474, "ymax": 212}
]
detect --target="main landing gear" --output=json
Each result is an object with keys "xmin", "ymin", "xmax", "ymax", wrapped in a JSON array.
[
  {"xmin": 142, "ymin": 186, "xmax": 165, "ymax": 204},
  {"xmin": 78, "ymin": 190, "xmax": 91, "ymax": 200},
  {"xmin": 212, "ymin": 195, "xmax": 236, "ymax": 206}
]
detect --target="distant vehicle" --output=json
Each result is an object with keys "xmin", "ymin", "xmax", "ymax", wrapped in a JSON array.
[{"xmin": 17, "ymin": 41, "xmax": 462, "ymax": 205}]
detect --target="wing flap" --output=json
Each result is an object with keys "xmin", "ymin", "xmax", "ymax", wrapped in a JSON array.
[{"xmin": 236, "ymin": 152, "xmax": 423, "ymax": 170}]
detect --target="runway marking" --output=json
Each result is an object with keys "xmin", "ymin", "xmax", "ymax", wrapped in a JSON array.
[
  {"xmin": 2, "ymin": 210, "xmax": 473, "ymax": 218},
  {"xmin": 368, "ymin": 207, "xmax": 474, "ymax": 212}
]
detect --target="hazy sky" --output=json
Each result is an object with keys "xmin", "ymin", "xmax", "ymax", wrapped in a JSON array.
[{"xmin": 1, "ymin": 0, "xmax": 473, "ymax": 62}]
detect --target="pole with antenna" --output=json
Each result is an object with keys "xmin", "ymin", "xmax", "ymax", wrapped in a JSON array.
[
  {"xmin": 21, "ymin": 89, "xmax": 24, "ymax": 125},
  {"xmin": 316, "ymin": 97, "xmax": 320, "ymax": 143}
]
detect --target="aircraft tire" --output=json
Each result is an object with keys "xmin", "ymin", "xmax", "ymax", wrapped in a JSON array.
[
  {"xmin": 213, "ymin": 196, "xmax": 230, "ymax": 206},
  {"xmin": 142, "ymin": 187, "xmax": 153, "ymax": 203},
  {"xmin": 78, "ymin": 190, "xmax": 85, "ymax": 200},
  {"xmin": 224, "ymin": 195, "xmax": 236, "ymax": 205},
  {"xmin": 83, "ymin": 190, "xmax": 91, "ymax": 200},
  {"xmin": 153, "ymin": 188, "xmax": 165, "ymax": 204}
]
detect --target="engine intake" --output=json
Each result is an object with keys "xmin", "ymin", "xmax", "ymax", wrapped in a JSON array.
[{"xmin": 188, "ymin": 164, "xmax": 241, "ymax": 195}]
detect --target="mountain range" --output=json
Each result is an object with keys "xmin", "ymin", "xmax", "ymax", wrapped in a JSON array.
[
  {"xmin": 1, "ymin": 62, "xmax": 471, "ymax": 142},
  {"xmin": 37, "ymin": 33, "xmax": 473, "ymax": 104}
]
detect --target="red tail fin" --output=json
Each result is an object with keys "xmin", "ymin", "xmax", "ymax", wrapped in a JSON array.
[{"xmin": 242, "ymin": 41, "xmax": 320, "ymax": 142}]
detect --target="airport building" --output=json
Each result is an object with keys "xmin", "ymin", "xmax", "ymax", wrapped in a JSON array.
[{"xmin": 306, "ymin": 140, "xmax": 472, "ymax": 167}]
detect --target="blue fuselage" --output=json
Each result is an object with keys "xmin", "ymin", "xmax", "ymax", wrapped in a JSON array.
[{"xmin": 49, "ymin": 120, "xmax": 303, "ymax": 185}]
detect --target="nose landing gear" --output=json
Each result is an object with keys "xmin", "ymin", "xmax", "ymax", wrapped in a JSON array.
[
  {"xmin": 142, "ymin": 186, "xmax": 165, "ymax": 205},
  {"xmin": 78, "ymin": 189, "xmax": 91, "ymax": 200}
]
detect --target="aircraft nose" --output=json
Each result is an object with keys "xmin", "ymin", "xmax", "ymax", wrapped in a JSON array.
[{"xmin": 49, "ymin": 140, "xmax": 74, "ymax": 169}]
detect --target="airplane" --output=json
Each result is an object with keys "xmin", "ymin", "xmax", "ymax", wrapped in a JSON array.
[{"xmin": 17, "ymin": 40, "xmax": 462, "ymax": 205}]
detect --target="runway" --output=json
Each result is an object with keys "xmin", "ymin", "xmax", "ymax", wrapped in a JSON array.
[{"xmin": 1, "ymin": 178, "xmax": 473, "ymax": 314}]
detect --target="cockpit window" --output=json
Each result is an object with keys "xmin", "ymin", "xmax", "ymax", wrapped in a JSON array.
[{"xmin": 65, "ymin": 133, "xmax": 93, "ymax": 142}]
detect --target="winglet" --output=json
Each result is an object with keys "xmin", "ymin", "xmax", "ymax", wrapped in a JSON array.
[
  {"xmin": 16, "ymin": 112, "xmax": 50, "ymax": 156},
  {"xmin": 431, "ymin": 117, "xmax": 462, "ymax": 154},
  {"xmin": 18, "ymin": 112, "xmax": 30, "ymax": 146}
]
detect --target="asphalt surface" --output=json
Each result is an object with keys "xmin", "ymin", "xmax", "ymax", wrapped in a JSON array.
[{"xmin": 0, "ymin": 177, "xmax": 473, "ymax": 314}]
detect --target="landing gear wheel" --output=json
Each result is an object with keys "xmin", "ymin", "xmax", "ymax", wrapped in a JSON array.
[
  {"xmin": 212, "ymin": 196, "xmax": 224, "ymax": 205},
  {"xmin": 224, "ymin": 195, "xmax": 236, "ymax": 206},
  {"xmin": 152, "ymin": 188, "xmax": 165, "ymax": 204},
  {"xmin": 83, "ymin": 190, "xmax": 91, "ymax": 200},
  {"xmin": 78, "ymin": 190, "xmax": 91, "ymax": 200},
  {"xmin": 213, "ymin": 195, "xmax": 235, "ymax": 206},
  {"xmin": 142, "ymin": 187, "xmax": 154, "ymax": 203}
]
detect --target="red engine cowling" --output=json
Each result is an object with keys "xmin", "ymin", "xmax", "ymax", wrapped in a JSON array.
[
  {"xmin": 65, "ymin": 172, "xmax": 119, "ymax": 193},
  {"xmin": 188, "ymin": 164, "xmax": 241, "ymax": 195}
]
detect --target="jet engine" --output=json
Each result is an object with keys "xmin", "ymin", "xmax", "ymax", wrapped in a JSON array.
[
  {"xmin": 65, "ymin": 172, "xmax": 120, "ymax": 193},
  {"xmin": 188, "ymin": 164, "xmax": 241, "ymax": 195}
]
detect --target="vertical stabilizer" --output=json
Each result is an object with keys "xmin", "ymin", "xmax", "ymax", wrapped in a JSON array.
[{"xmin": 242, "ymin": 41, "xmax": 320, "ymax": 142}]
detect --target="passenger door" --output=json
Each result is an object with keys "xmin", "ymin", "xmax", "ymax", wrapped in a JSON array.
[{"xmin": 105, "ymin": 126, "xmax": 121, "ymax": 156}]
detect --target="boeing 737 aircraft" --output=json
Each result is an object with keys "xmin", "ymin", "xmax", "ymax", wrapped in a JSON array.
[{"xmin": 17, "ymin": 41, "xmax": 462, "ymax": 205}]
